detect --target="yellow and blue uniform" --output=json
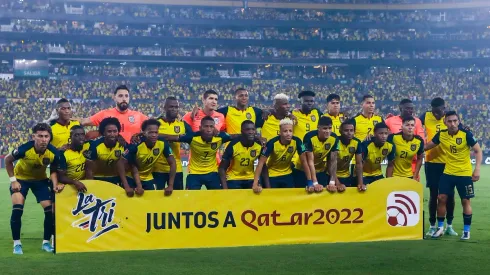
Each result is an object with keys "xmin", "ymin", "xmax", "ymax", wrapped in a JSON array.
[
  {"xmin": 179, "ymin": 132, "xmax": 231, "ymax": 190},
  {"xmin": 217, "ymin": 106, "xmax": 264, "ymax": 134},
  {"xmin": 336, "ymin": 137, "xmax": 363, "ymax": 187},
  {"xmin": 153, "ymin": 118, "xmax": 191, "ymax": 190},
  {"xmin": 293, "ymin": 131, "xmax": 338, "ymax": 187},
  {"xmin": 352, "ymin": 114, "xmax": 384, "ymax": 141},
  {"xmin": 262, "ymin": 136, "xmax": 306, "ymax": 188},
  {"xmin": 420, "ymin": 111, "xmax": 447, "ymax": 188},
  {"xmin": 50, "ymin": 120, "xmax": 81, "ymax": 149},
  {"xmin": 221, "ymin": 138, "xmax": 262, "ymax": 189},
  {"xmin": 261, "ymin": 115, "xmax": 281, "ymax": 142},
  {"xmin": 59, "ymin": 142, "xmax": 90, "ymax": 182},
  {"xmin": 432, "ymin": 129, "xmax": 477, "ymax": 199},
  {"xmin": 10, "ymin": 141, "xmax": 60, "ymax": 202},
  {"xmin": 292, "ymin": 109, "xmax": 322, "ymax": 140},
  {"xmin": 123, "ymin": 137, "xmax": 173, "ymax": 190},
  {"xmin": 85, "ymin": 137, "xmax": 125, "ymax": 185},
  {"xmin": 387, "ymin": 133, "xmax": 424, "ymax": 178},
  {"xmin": 322, "ymin": 113, "xmax": 345, "ymax": 135},
  {"xmin": 362, "ymin": 139, "xmax": 395, "ymax": 184}
]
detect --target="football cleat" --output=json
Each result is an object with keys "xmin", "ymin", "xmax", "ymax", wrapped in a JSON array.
[
  {"xmin": 444, "ymin": 227, "xmax": 459, "ymax": 236},
  {"xmin": 425, "ymin": 227, "xmax": 437, "ymax": 236},
  {"xmin": 431, "ymin": 227, "xmax": 444, "ymax": 239},
  {"xmin": 460, "ymin": 231, "xmax": 470, "ymax": 240},
  {"xmin": 41, "ymin": 243, "xmax": 54, "ymax": 253},
  {"xmin": 13, "ymin": 244, "xmax": 23, "ymax": 255}
]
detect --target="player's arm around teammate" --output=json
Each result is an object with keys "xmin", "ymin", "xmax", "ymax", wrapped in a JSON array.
[{"xmin": 57, "ymin": 126, "xmax": 88, "ymax": 192}]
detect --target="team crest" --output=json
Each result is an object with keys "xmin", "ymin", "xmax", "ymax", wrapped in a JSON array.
[
  {"xmin": 213, "ymin": 117, "xmax": 220, "ymax": 125},
  {"xmin": 373, "ymin": 120, "xmax": 379, "ymax": 125},
  {"xmin": 348, "ymin": 147, "xmax": 355, "ymax": 154},
  {"xmin": 42, "ymin": 158, "xmax": 50, "ymax": 166},
  {"xmin": 174, "ymin": 126, "xmax": 181, "ymax": 134},
  {"xmin": 83, "ymin": 150, "xmax": 92, "ymax": 159},
  {"xmin": 115, "ymin": 150, "xmax": 121, "ymax": 158},
  {"xmin": 324, "ymin": 144, "xmax": 331, "ymax": 151},
  {"xmin": 456, "ymin": 138, "xmax": 462, "ymax": 145},
  {"xmin": 382, "ymin": 149, "xmax": 388, "ymax": 156},
  {"xmin": 153, "ymin": 148, "xmax": 160, "ymax": 156},
  {"xmin": 250, "ymin": 150, "xmax": 257, "ymax": 157},
  {"xmin": 210, "ymin": 143, "xmax": 218, "ymax": 150},
  {"xmin": 246, "ymin": 113, "xmax": 252, "ymax": 119},
  {"xmin": 128, "ymin": 116, "xmax": 135, "ymax": 124},
  {"xmin": 311, "ymin": 115, "xmax": 316, "ymax": 122},
  {"xmin": 287, "ymin": 146, "xmax": 294, "ymax": 153},
  {"xmin": 410, "ymin": 144, "xmax": 417, "ymax": 151}
]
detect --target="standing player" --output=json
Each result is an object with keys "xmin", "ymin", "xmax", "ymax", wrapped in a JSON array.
[
  {"xmin": 153, "ymin": 97, "xmax": 191, "ymax": 190},
  {"xmin": 118, "ymin": 119, "xmax": 176, "ymax": 196},
  {"xmin": 424, "ymin": 111, "xmax": 482, "ymax": 240},
  {"xmin": 217, "ymin": 88, "xmax": 264, "ymax": 135},
  {"xmin": 353, "ymin": 95, "xmax": 384, "ymax": 141},
  {"xmin": 261, "ymin": 93, "xmax": 291, "ymax": 142},
  {"xmin": 336, "ymin": 120, "xmax": 364, "ymax": 190},
  {"xmin": 84, "ymin": 117, "xmax": 125, "ymax": 185},
  {"xmin": 293, "ymin": 116, "xmax": 339, "ymax": 192},
  {"xmin": 166, "ymin": 116, "xmax": 231, "ymax": 190},
  {"xmin": 292, "ymin": 91, "xmax": 322, "ymax": 140},
  {"xmin": 362, "ymin": 122, "xmax": 395, "ymax": 185},
  {"xmin": 5, "ymin": 123, "xmax": 60, "ymax": 254},
  {"xmin": 49, "ymin": 98, "xmax": 81, "ymax": 150},
  {"xmin": 385, "ymin": 99, "xmax": 424, "ymax": 137},
  {"xmin": 183, "ymin": 89, "xmax": 225, "ymax": 132},
  {"xmin": 386, "ymin": 116, "xmax": 424, "ymax": 179},
  {"xmin": 218, "ymin": 120, "xmax": 262, "ymax": 189},
  {"xmin": 323, "ymin": 94, "xmax": 345, "ymax": 136},
  {"xmin": 58, "ymin": 126, "xmax": 89, "ymax": 192},
  {"xmin": 252, "ymin": 118, "xmax": 311, "ymax": 192},
  {"xmin": 79, "ymin": 85, "xmax": 148, "ymax": 143},
  {"xmin": 420, "ymin": 98, "xmax": 457, "ymax": 236}
]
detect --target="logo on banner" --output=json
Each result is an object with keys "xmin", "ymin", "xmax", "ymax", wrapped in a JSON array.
[
  {"xmin": 386, "ymin": 191, "xmax": 420, "ymax": 227},
  {"xmin": 71, "ymin": 193, "xmax": 119, "ymax": 242}
]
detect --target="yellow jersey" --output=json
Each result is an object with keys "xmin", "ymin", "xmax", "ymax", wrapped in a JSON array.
[
  {"xmin": 12, "ymin": 141, "xmax": 60, "ymax": 181},
  {"xmin": 292, "ymin": 109, "xmax": 322, "ymax": 140},
  {"xmin": 217, "ymin": 106, "xmax": 264, "ymax": 135},
  {"xmin": 336, "ymin": 137, "xmax": 363, "ymax": 178},
  {"xmin": 295, "ymin": 131, "xmax": 338, "ymax": 172},
  {"xmin": 362, "ymin": 139, "xmax": 395, "ymax": 177},
  {"xmin": 322, "ymin": 112, "xmax": 345, "ymax": 135},
  {"xmin": 420, "ymin": 111, "xmax": 447, "ymax": 163},
  {"xmin": 85, "ymin": 137, "xmax": 125, "ymax": 178},
  {"xmin": 221, "ymin": 138, "xmax": 262, "ymax": 181},
  {"xmin": 353, "ymin": 114, "xmax": 384, "ymax": 141},
  {"xmin": 123, "ymin": 138, "xmax": 173, "ymax": 181},
  {"xmin": 388, "ymin": 133, "xmax": 424, "ymax": 178},
  {"xmin": 154, "ymin": 118, "xmax": 190, "ymax": 173},
  {"xmin": 432, "ymin": 129, "xmax": 477, "ymax": 177},
  {"xmin": 59, "ymin": 142, "xmax": 90, "ymax": 181},
  {"xmin": 50, "ymin": 120, "xmax": 81, "ymax": 149},
  {"xmin": 261, "ymin": 114, "xmax": 281, "ymax": 142},
  {"xmin": 262, "ymin": 136, "xmax": 306, "ymax": 178}
]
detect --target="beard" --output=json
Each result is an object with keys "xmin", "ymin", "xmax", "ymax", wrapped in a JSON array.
[{"xmin": 118, "ymin": 102, "xmax": 129, "ymax": 111}]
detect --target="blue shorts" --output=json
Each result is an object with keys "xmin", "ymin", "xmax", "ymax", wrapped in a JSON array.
[
  {"xmin": 153, "ymin": 172, "xmax": 184, "ymax": 190},
  {"xmin": 269, "ymin": 174, "xmax": 294, "ymax": 188},
  {"xmin": 439, "ymin": 173, "xmax": 475, "ymax": 200},
  {"xmin": 94, "ymin": 176, "xmax": 120, "ymax": 185},
  {"xmin": 186, "ymin": 172, "xmax": 221, "ymax": 190},
  {"xmin": 292, "ymin": 168, "xmax": 329, "ymax": 187},
  {"xmin": 126, "ymin": 177, "xmax": 155, "ymax": 190},
  {"xmin": 10, "ymin": 179, "xmax": 52, "ymax": 203},
  {"xmin": 338, "ymin": 177, "xmax": 354, "ymax": 187},
  {"xmin": 425, "ymin": 162, "xmax": 445, "ymax": 188},
  {"xmin": 227, "ymin": 180, "xmax": 253, "ymax": 189},
  {"xmin": 363, "ymin": 175, "xmax": 384, "ymax": 185}
]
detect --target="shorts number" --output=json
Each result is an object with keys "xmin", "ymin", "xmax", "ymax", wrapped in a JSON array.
[
  {"xmin": 450, "ymin": 145, "xmax": 457, "ymax": 154},
  {"xmin": 280, "ymin": 155, "xmax": 287, "ymax": 162},
  {"xmin": 374, "ymin": 157, "xmax": 382, "ymax": 164},
  {"xmin": 240, "ymin": 158, "xmax": 250, "ymax": 166},
  {"xmin": 145, "ymin": 157, "xmax": 154, "ymax": 165},
  {"xmin": 306, "ymin": 123, "xmax": 310, "ymax": 132},
  {"xmin": 107, "ymin": 159, "xmax": 115, "ymax": 166},
  {"xmin": 466, "ymin": 185, "xmax": 474, "ymax": 195},
  {"xmin": 75, "ymin": 163, "xmax": 85, "ymax": 172},
  {"xmin": 400, "ymin": 151, "xmax": 408, "ymax": 159}
]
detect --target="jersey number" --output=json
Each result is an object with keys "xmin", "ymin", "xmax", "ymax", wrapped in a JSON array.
[
  {"xmin": 203, "ymin": 152, "xmax": 210, "ymax": 159},
  {"xmin": 375, "ymin": 157, "xmax": 382, "ymax": 164},
  {"xmin": 400, "ymin": 151, "xmax": 408, "ymax": 159},
  {"xmin": 145, "ymin": 157, "xmax": 154, "ymax": 165},
  {"xmin": 450, "ymin": 145, "xmax": 457, "ymax": 154},
  {"xmin": 305, "ymin": 123, "xmax": 310, "ymax": 132},
  {"xmin": 240, "ymin": 158, "xmax": 250, "ymax": 166},
  {"xmin": 75, "ymin": 163, "xmax": 85, "ymax": 172},
  {"xmin": 367, "ymin": 128, "xmax": 372, "ymax": 135},
  {"xmin": 436, "ymin": 124, "xmax": 441, "ymax": 132}
]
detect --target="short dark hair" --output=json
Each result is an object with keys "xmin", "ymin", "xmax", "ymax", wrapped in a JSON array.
[
  {"xmin": 114, "ymin": 85, "xmax": 129, "ymax": 95},
  {"xmin": 362, "ymin": 95, "xmax": 374, "ymax": 103},
  {"xmin": 241, "ymin": 120, "xmax": 255, "ymax": 128},
  {"xmin": 201, "ymin": 116, "xmax": 215, "ymax": 125},
  {"xmin": 56, "ymin": 98, "xmax": 70, "ymax": 106},
  {"xmin": 431, "ymin": 97, "xmax": 445, "ymax": 108},
  {"xmin": 99, "ymin": 117, "xmax": 121, "ymax": 135},
  {"xmin": 142, "ymin": 119, "xmax": 161, "ymax": 131},
  {"xmin": 399, "ymin": 99, "xmax": 412, "ymax": 105},
  {"xmin": 402, "ymin": 116, "xmax": 415, "ymax": 124},
  {"xmin": 70, "ymin": 125, "xmax": 85, "ymax": 136},
  {"xmin": 374, "ymin": 122, "xmax": 388, "ymax": 132},
  {"xmin": 298, "ymin": 90, "xmax": 315, "ymax": 99},
  {"xmin": 340, "ymin": 119, "xmax": 356, "ymax": 130},
  {"xmin": 32, "ymin": 123, "xmax": 52, "ymax": 135},
  {"xmin": 203, "ymin": 90, "xmax": 218, "ymax": 99},
  {"xmin": 445, "ymin": 111, "xmax": 459, "ymax": 119},
  {"xmin": 327, "ymin": 94, "xmax": 340, "ymax": 103},
  {"xmin": 235, "ymin": 88, "xmax": 247, "ymax": 94},
  {"xmin": 318, "ymin": 116, "xmax": 333, "ymax": 126}
]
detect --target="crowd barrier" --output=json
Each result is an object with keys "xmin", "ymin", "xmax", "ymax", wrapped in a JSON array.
[{"xmin": 55, "ymin": 178, "xmax": 423, "ymax": 253}]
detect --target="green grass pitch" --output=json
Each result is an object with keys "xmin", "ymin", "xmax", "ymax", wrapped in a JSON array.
[{"xmin": 1, "ymin": 168, "xmax": 490, "ymax": 275}]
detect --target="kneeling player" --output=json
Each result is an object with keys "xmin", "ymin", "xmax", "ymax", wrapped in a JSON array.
[
  {"xmin": 85, "ymin": 117, "xmax": 126, "ymax": 185},
  {"xmin": 58, "ymin": 126, "xmax": 89, "ymax": 192},
  {"xmin": 362, "ymin": 123, "xmax": 395, "ymax": 185},
  {"xmin": 425, "ymin": 111, "xmax": 482, "ymax": 240},
  {"xmin": 293, "ymin": 116, "xmax": 339, "ymax": 192},
  {"xmin": 118, "ymin": 119, "xmax": 176, "ymax": 196},
  {"xmin": 386, "ymin": 116, "xmax": 424, "ymax": 179},
  {"xmin": 336, "ymin": 120, "xmax": 364, "ymax": 190},
  {"xmin": 6, "ymin": 123, "xmax": 61, "ymax": 254},
  {"xmin": 252, "ymin": 118, "xmax": 311, "ymax": 193},
  {"xmin": 219, "ymin": 120, "xmax": 262, "ymax": 189}
]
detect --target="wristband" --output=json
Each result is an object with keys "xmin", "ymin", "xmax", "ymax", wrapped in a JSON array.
[
  {"xmin": 329, "ymin": 180, "xmax": 335, "ymax": 186},
  {"xmin": 313, "ymin": 182, "xmax": 319, "ymax": 186},
  {"xmin": 306, "ymin": 180, "xmax": 313, "ymax": 187},
  {"xmin": 9, "ymin": 176, "xmax": 17, "ymax": 183}
]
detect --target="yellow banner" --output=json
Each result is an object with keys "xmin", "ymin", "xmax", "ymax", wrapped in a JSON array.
[{"xmin": 55, "ymin": 178, "xmax": 423, "ymax": 253}]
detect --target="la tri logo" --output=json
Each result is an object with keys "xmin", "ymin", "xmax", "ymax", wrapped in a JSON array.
[{"xmin": 71, "ymin": 193, "xmax": 119, "ymax": 242}]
